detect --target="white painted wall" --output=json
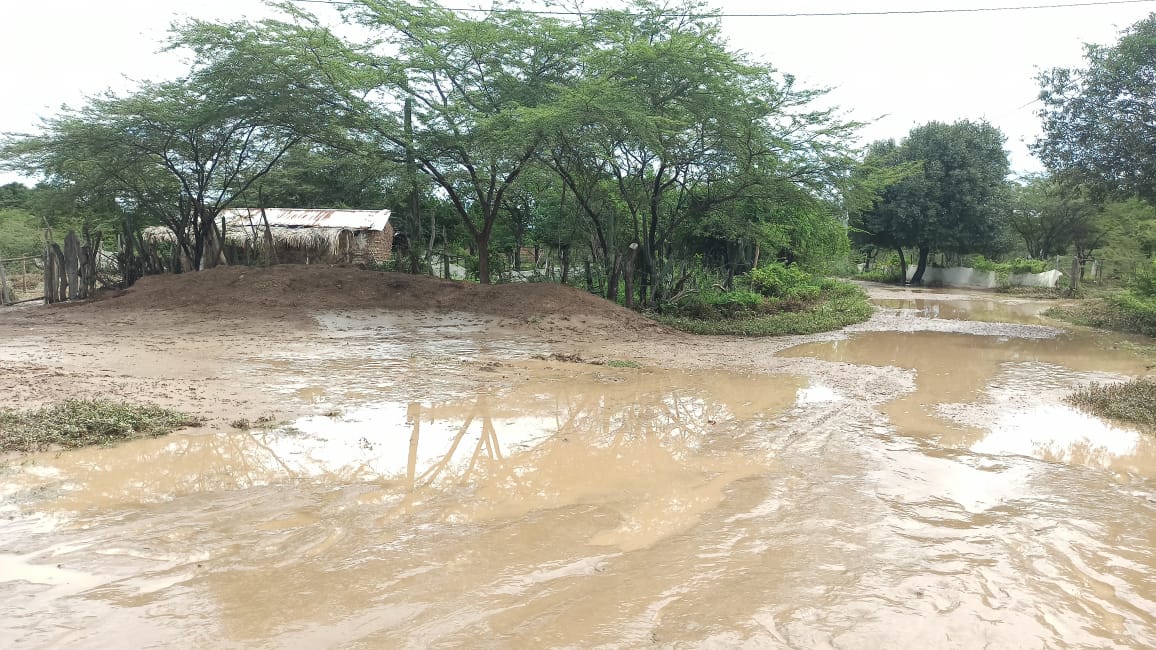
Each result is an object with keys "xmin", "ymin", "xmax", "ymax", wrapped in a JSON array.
[{"xmin": 905, "ymin": 266, "xmax": 1062, "ymax": 289}]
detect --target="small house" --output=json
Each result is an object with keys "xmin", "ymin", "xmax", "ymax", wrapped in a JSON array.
[{"xmin": 144, "ymin": 208, "xmax": 394, "ymax": 267}]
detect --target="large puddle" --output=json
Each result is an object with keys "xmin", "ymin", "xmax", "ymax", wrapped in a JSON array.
[{"xmin": 4, "ymin": 297, "xmax": 1156, "ymax": 647}]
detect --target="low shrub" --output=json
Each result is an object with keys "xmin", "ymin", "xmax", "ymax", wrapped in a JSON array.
[
  {"xmin": 1130, "ymin": 260, "xmax": 1156, "ymax": 298},
  {"xmin": 857, "ymin": 268, "xmax": 902, "ymax": 283},
  {"xmin": 965, "ymin": 256, "xmax": 1050, "ymax": 288},
  {"xmin": 742, "ymin": 262, "xmax": 817, "ymax": 300},
  {"xmin": 1066, "ymin": 379, "xmax": 1156, "ymax": 426},
  {"xmin": 1046, "ymin": 291, "xmax": 1156, "ymax": 337},
  {"xmin": 657, "ymin": 280, "xmax": 872, "ymax": 336}
]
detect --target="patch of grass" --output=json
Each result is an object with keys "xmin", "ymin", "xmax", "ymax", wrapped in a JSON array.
[
  {"xmin": 1066, "ymin": 379, "xmax": 1156, "ymax": 426},
  {"xmin": 656, "ymin": 282, "xmax": 873, "ymax": 336},
  {"xmin": 1047, "ymin": 292, "xmax": 1156, "ymax": 338},
  {"xmin": 0, "ymin": 400, "xmax": 201, "ymax": 454},
  {"xmin": 855, "ymin": 268, "xmax": 902, "ymax": 284},
  {"xmin": 606, "ymin": 359, "xmax": 642, "ymax": 369}
]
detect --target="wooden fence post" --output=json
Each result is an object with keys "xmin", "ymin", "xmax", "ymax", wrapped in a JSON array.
[
  {"xmin": 52, "ymin": 243, "xmax": 67, "ymax": 303},
  {"xmin": 44, "ymin": 241, "xmax": 56, "ymax": 304},
  {"xmin": 0, "ymin": 260, "xmax": 11, "ymax": 306},
  {"xmin": 64, "ymin": 231, "xmax": 80, "ymax": 301}
]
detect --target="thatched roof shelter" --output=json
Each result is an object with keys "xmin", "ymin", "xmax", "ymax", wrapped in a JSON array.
[{"xmin": 142, "ymin": 208, "xmax": 394, "ymax": 265}]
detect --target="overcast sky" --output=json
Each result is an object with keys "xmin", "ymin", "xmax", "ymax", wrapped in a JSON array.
[{"xmin": 2, "ymin": 0, "xmax": 1154, "ymax": 186}]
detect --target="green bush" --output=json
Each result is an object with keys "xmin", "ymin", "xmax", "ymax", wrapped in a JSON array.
[
  {"xmin": 676, "ymin": 289, "xmax": 766, "ymax": 319},
  {"xmin": 965, "ymin": 255, "xmax": 1048, "ymax": 276},
  {"xmin": 743, "ymin": 262, "xmax": 816, "ymax": 299},
  {"xmin": 0, "ymin": 208, "xmax": 43, "ymax": 258},
  {"xmin": 1112, "ymin": 291, "xmax": 1156, "ymax": 324},
  {"xmin": 1007, "ymin": 258, "xmax": 1049, "ymax": 275},
  {"xmin": 1130, "ymin": 260, "xmax": 1156, "ymax": 298},
  {"xmin": 656, "ymin": 282, "xmax": 873, "ymax": 336},
  {"xmin": 857, "ymin": 267, "xmax": 902, "ymax": 283},
  {"xmin": 1046, "ymin": 290, "xmax": 1156, "ymax": 337}
]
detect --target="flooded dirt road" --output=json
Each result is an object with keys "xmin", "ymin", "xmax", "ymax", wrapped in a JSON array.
[{"xmin": 3, "ymin": 282, "xmax": 1156, "ymax": 648}]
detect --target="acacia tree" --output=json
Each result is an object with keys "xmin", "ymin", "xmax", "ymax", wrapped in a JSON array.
[
  {"xmin": 332, "ymin": 0, "xmax": 586, "ymax": 284},
  {"xmin": 1035, "ymin": 14, "xmax": 1156, "ymax": 203},
  {"xmin": 1008, "ymin": 176, "xmax": 1103, "ymax": 259},
  {"xmin": 1, "ymin": 14, "xmax": 355, "ymax": 270},
  {"xmin": 549, "ymin": 1, "xmax": 862, "ymax": 306},
  {"xmin": 852, "ymin": 121, "xmax": 1011, "ymax": 283}
]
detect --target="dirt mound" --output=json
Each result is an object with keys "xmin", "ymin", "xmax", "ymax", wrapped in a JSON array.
[{"xmin": 68, "ymin": 265, "xmax": 662, "ymax": 329}]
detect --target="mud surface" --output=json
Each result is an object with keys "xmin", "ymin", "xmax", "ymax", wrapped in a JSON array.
[{"xmin": 3, "ymin": 271, "xmax": 1156, "ymax": 648}]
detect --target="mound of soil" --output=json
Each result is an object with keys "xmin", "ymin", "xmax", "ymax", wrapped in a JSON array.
[{"xmin": 66, "ymin": 265, "xmax": 663, "ymax": 330}]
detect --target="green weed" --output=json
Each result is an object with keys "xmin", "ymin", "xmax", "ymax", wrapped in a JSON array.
[
  {"xmin": 0, "ymin": 400, "xmax": 201, "ymax": 454},
  {"xmin": 1066, "ymin": 379, "xmax": 1156, "ymax": 427}
]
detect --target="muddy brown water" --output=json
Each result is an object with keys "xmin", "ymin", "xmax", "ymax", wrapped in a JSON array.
[{"xmin": 4, "ymin": 294, "xmax": 1156, "ymax": 648}]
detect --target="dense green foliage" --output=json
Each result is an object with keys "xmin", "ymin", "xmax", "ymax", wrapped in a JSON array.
[
  {"xmin": 1, "ymin": 0, "xmax": 876, "ymax": 312},
  {"xmin": 851, "ymin": 120, "xmax": 1012, "ymax": 283},
  {"xmin": 965, "ymin": 255, "xmax": 1048, "ymax": 275},
  {"xmin": 1036, "ymin": 14, "xmax": 1156, "ymax": 203},
  {"xmin": 1008, "ymin": 176, "xmax": 1102, "ymax": 259},
  {"xmin": 657, "ymin": 278, "xmax": 872, "ymax": 336},
  {"xmin": 0, "ymin": 209, "xmax": 42, "ymax": 258},
  {"xmin": 656, "ymin": 262, "xmax": 872, "ymax": 336}
]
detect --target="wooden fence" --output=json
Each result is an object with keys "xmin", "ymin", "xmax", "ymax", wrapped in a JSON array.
[
  {"xmin": 0, "ymin": 255, "xmax": 43, "ymax": 306},
  {"xmin": 43, "ymin": 230, "xmax": 102, "ymax": 304}
]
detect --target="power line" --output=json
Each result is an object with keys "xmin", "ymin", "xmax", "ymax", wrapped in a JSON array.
[{"xmin": 290, "ymin": 0, "xmax": 1156, "ymax": 17}]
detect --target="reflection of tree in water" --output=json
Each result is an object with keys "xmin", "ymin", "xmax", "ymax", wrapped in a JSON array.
[
  {"xmin": 25, "ymin": 377, "xmax": 759, "ymax": 516},
  {"xmin": 408, "ymin": 384, "xmax": 729, "ymax": 484},
  {"xmin": 376, "ymin": 382, "xmax": 751, "ymax": 526},
  {"xmin": 22, "ymin": 426, "xmax": 382, "ymax": 510}
]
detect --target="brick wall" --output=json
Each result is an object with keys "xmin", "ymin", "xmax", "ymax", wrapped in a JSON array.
[{"xmin": 362, "ymin": 225, "xmax": 394, "ymax": 264}]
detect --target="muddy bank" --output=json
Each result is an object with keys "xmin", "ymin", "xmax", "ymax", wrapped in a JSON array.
[{"xmin": 3, "ymin": 274, "xmax": 1156, "ymax": 648}]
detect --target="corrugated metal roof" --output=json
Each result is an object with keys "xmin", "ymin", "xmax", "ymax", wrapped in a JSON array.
[{"xmin": 220, "ymin": 208, "xmax": 391, "ymax": 231}]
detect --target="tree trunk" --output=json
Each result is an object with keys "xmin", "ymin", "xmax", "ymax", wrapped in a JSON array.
[
  {"xmin": 624, "ymin": 244, "xmax": 639, "ymax": 309},
  {"xmin": 1069, "ymin": 255, "xmax": 1081, "ymax": 296},
  {"xmin": 477, "ymin": 236, "xmax": 490, "ymax": 284},
  {"xmin": 606, "ymin": 254, "xmax": 620, "ymax": 302},
  {"xmin": 560, "ymin": 245, "xmax": 571, "ymax": 285},
  {"xmin": 910, "ymin": 246, "xmax": 930, "ymax": 284},
  {"xmin": 442, "ymin": 227, "xmax": 451, "ymax": 279},
  {"xmin": 896, "ymin": 247, "xmax": 908, "ymax": 285},
  {"xmin": 584, "ymin": 258, "xmax": 593, "ymax": 292}
]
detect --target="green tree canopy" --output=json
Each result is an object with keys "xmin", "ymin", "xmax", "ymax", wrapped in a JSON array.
[
  {"xmin": 852, "ymin": 120, "xmax": 1011, "ymax": 282},
  {"xmin": 1035, "ymin": 14, "xmax": 1156, "ymax": 203},
  {"xmin": 1008, "ymin": 176, "xmax": 1102, "ymax": 259}
]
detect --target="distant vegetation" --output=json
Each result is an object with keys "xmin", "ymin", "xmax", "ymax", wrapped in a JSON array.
[
  {"xmin": 2, "ymin": 2, "xmax": 1156, "ymax": 340},
  {"xmin": 656, "ymin": 263, "xmax": 872, "ymax": 336},
  {"xmin": 1047, "ymin": 260, "xmax": 1156, "ymax": 337}
]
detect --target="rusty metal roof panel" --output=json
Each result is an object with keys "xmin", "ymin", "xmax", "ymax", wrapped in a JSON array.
[{"xmin": 220, "ymin": 208, "xmax": 391, "ymax": 231}]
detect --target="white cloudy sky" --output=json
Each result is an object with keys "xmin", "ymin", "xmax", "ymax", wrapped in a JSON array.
[{"xmin": 2, "ymin": 0, "xmax": 1154, "ymax": 185}]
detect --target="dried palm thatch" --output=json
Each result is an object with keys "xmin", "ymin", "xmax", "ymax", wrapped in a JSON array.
[{"xmin": 142, "ymin": 224, "xmax": 351, "ymax": 256}]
